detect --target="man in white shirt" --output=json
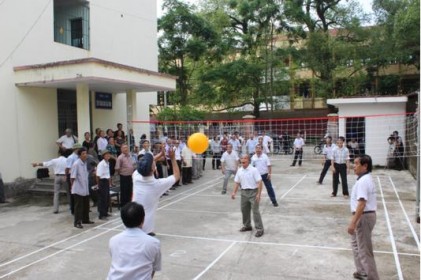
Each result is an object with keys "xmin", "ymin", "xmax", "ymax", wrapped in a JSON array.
[
  {"xmin": 32, "ymin": 150, "xmax": 68, "ymax": 214},
  {"xmin": 251, "ymin": 144, "xmax": 278, "ymax": 207},
  {"xmin": 96, "ymin": 150, "xmax": 112, "ymax": 220},
  {"xmin": 290, "ymin": 132, "xmax": 305, "ymax": 167},
  {"xmin": 132, "ymin": 149, "xmax": 180, "ymax": 236},
  {"xmin": 56, "ymin": 128, "xmax": 78, "ymax": 157},
  {"xmin": 331, "ymin": 136, "xmax": 350, "ymax": 197},
  {"xmin": 246, "ymin": 133, "xmax": 258, "ymax": 157},
  {"xmin": 231, "ymin": 154, "xmax": 264, "ymax": 238},
  {"xmin": 181, "ymin": 143, "xmax": 194, "ymax": 184},
  {"xmin": 220, "ymin": 144, "xmax": 239, "ymax": 194},
  {"xmin": 348, "ymin": 155, "xmax": 379, "ymax": 280},
  {"xmin": 262, "ymin": 131, "xmax": 272, "ymax": 154},
  {"xmin": 108, "ymin": 202, "xmax": 161, "ymax": 280},
  {"xmin": 317, "ymin": 136, "xmax": 336, "ymax": 185}
]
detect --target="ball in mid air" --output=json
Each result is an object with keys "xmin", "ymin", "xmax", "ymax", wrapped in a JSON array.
[{"xmin": 187, "ymin": 133, "xmax": 209, "ymax": 154}]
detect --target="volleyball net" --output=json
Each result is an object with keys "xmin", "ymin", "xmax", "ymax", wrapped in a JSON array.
[{"xmin": 130, "ymin": 112, "xmax": 419, "ymax": 167}]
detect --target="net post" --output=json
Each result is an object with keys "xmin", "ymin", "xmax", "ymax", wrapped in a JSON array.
[{"xmin": 416, "ymin": 92, "xmax": 420, "ymax": 224}]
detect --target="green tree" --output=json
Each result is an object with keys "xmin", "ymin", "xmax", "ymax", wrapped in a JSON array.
[{"xmin": 158, "ymin": 0, "xmax": 218, "ymax": 105}]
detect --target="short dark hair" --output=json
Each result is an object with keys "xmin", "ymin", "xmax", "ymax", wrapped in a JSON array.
[
  {"xmin": 117, "ymin": 123, "xmax": 122, "ymax": 127},
  {"xmin": 121, "ymin": 202, "xmax": 145, "ymax": 228},
  {"xmin": 356, "ymin": 154, "xmax": 373, "ymax": 173},
  {"xmin": 326, "ymin": 136, "xmax": 332, "ymax": 140},
  {"xmin": 77, "ymin": 147, "xmax": 87, "ymax": 156},
  {"xmin": 338, "ymin": 136, "xmax": 345, "ymax": 142}
]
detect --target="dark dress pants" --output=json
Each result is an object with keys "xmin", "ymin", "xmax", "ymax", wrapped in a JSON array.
[
  {"xmin": 318, "ymin": 159, "xmax": 331, "ymax": 184},
  {"xmin": 332, "ymin": 163, "xmax": 349, "ymax": 196},
  {"xmin": 291, "ymin": 149, "xmax": 303, "ymax": 166},
  {"xmin": 261, "ymin": 173, "xmax": 277, "ymax": 204},
  {"xmin": 182, "ymin": 167, "xmax": 192, "ymax": 184},
  {"xmin": 66, "ymin": 174, "xmax": 74, "ymax": 214},
  {"xmin": 119, "ymin": 175, "xmax": 133, "ymax": 208},
  {"xmin": 74, "ymin": 194, "xmax": 90, "ymax": 225},
  {"xmin": 98, "ymin": 179, "xmax": 110, "ymax": 218}
]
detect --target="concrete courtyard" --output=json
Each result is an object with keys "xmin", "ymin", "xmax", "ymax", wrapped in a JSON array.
[{"xmin": 0, "ymin": 153, "xmax": 419, "ymax": 280}]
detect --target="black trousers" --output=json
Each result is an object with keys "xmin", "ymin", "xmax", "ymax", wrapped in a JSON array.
[
  {"xmin": 182, "ymin": 167, "xmax": 192, "ymax": 184},
  {"xmin": 212, "ymin": 152, "xmax": 221, "ymax": 169},
  {"xmin": 98, "ymin": 179, "xmax": 110, "ymax": 218},
  {"xmin": 318, "ymin": 159, "xmax": 331, "ymax": 184},
  {"xmin": 74, "ymin": 194, "xmax": 90, "ymax": 225},
  {"xmin": 119, "ymin": 175, "xmax": 132, "ymax": 208},
  {"xmin": 333, "ymin": 163, "xmax": 349, "ymax": 196},
  {"xmin": 291, "ymin": 149, "xmax": 303, "ymax": 166}
]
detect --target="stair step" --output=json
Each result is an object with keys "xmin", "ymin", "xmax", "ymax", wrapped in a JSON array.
[{"xmin": 29, "ymin": 188, "xmax": 67, "ymax": 194}]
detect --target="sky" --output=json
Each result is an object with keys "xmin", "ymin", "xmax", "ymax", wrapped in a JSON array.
[{"xmin": 157, "ymin": 0, "xmax": 374, "ymax": 19}]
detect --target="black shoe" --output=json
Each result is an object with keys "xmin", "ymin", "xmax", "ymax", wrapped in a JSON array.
[
  {"xmin": 255, "ymin": 230, "xmax": 264, "ymax": 237},
  {"xmin": 353, "ymin": 272, "xmax": 367, "ymax": 279},
  {"xmin": 170, "ymin": 187, "xmax": 177, "ymax": 190},
  {"xmin": 53, "ymin": 211, "xmax": 59, "ymax": 214},
  {"xmin": 239, "ymin": 226, "xmax": 253, "ymax": 232},
  {"xmin": 148, "ymin": 232, "xmax": 156, "ymax": 236},
  {"xmin": 74, "ymin": 223, "xmax": 83, "ymax": 229},
  {"xmin": 221, "ymin": 190, "xmax": 227, "ymax": 194},
  {"xmin": 98, "ymin": 216, "xmax": 108, "ymax": 220},
  {"xmin": 290, "ymin": 165, "xmax": 295, "ymax": 167},
  {"xmin": 273, "ymin": 202, "xmax": 279, "ymax": 207},
  {"xmin": 82, "ymin": 221, "xmax": 95, "ymax": 224}
]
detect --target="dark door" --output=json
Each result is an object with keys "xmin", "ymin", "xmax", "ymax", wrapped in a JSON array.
[
  {"xmin": 57, "ymin": 89, "xmax": 78, "ymax": 137},
  {"xmin": 346, "ymin": 117, "xmax": 365, "ymax": 155},
  {"xmin": 70, "ymin": 17, "xmax": 83, "ymax": 48}
]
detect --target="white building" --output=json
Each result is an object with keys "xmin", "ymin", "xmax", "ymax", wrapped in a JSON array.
[
  {"xmin": 327, "ymin": 97, "xmax": 408, "ymax": 166},
  {"xmin": 0, "ymin": 0, "xmax": 176, "ymax": 182}
]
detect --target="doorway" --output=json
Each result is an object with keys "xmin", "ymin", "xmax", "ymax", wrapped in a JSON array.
[
  {"xmin": 346, "ymin": 117, "xmax": 365, "ymax": 158},
  {"xmin": 57, "ymin": 89, "xmax": 78, "ymax": 137}
]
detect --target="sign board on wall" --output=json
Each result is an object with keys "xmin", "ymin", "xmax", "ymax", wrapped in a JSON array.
[{"xmin": 95, "ymin": 92, "xmax": 112, "ymax": 109}]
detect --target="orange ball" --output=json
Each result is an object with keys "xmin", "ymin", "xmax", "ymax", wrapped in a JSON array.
[{"xmin": 187, "ymin": 133, "xmax": 209, "ymax": 154}]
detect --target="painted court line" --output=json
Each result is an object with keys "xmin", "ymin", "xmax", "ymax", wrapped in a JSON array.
[
  {"xmin": 388, "ymin": 176, "xmax": 420, "ymax": 250},
  {"xmin": 192, "ymin": 242, "xmax": 237, "ymax": 280},
  {"xmin": 0, "ymin": 217, "xmax": 120, "ymax": 269},
  {"xmin": 0, "ymin": 222, "xmax": 122, "ymax": 279},
  {"xmin": 95, "ymin": 228, "xmax": 420, "ymax": 257},
  {"xmin": 377, "ymin": 176, "xmax": 404, "ymax": 280},
  {"xmin": 279, "ymin": 175, "xmax": 307, "ymax": 199}
]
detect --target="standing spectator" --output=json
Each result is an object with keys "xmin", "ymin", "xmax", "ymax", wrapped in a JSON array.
[
  {"xmin": 282, "ymin": 132, "xmax": 291, "ymax": 155},
  {"xmin": 32, "ymin": 150, "xmax": 67, "ymax": 214},
  {"xmin": 231, "ymin": 155, "xmax": 264, "ymax": 238},
  {"xmin": 392, "ymin": 130, "xmax": 405, "ymax": 170},
  {"xmin": 262, "ymin": 131, "xmax": 272, "ymax": 154},
  {"xmin": 220, "ymin": 133, "xmax": 229, "ymax": 153},
  {"xmin": 97, "ymin": 130, "xmax": 108, "ymax": 158},
  {"xmin": 106, "ymin": 137, "xmax": 118, "ymax": 176},
  {"xmin": 116, "ymin": 144, "xmax": 136, "ymax": 208},
  {"xmin": 93, "ymin": 128, "xmax": 101, "ymax": 155},
  {"xmin": 211, "ymin": 136, "xmax": 221, "ymax": 170},
  {"xmin": 66, "ymin": 143, "xmax": 82, "ymax": 214},
  {"xmin": 251, "ymin": 144, "xmax": 278, "ymax": 207},
  {"xmin": 115, "ymin": 130, "xmax": 125, "ymax": 156},
  {"xmin": 229, "ymin": 134, "xmax": 241, "ymax": 154},
  {"xmin": 181, "ymin": 142, "xmax": 194, "ymax": 184},
  {"xmin": 86, "ymin": 154, "xmax": 99, "ymax": 207},
  {"xmin": 114, "ymin": 123, "xmax": 125, "ymax": 139},
  {"xmin": 107, "ymin": 202, "xmax": 161, "ymax": 280},
  {"xmin": 348, "ymin": 138, "xmax": 360, "ymax": 163},
  {"xmin": 82, "ymin": 132, "xmax": 95, "ymax": 156},
  {"xmin": 290, "ymin": 132, "xmax": 305, "ymax": 167},
  {"xmin": 127, "ymin": 128, "xmax": 135, "ymax": 152},
  {"xmin": 132, "ymin": 150, "xmax": 180, "ymax": 236},
  {"xmin": 331, "ymin": 136, "xmax": 350, "ymax": 198},
  {"xmin": 56, "ymin": 128, "xmax": 78, "ymax": 157},
  {"xmin": 173, "ymin": 140, "xmax": 182, "ymax": 187},
  {"xmin": 317, "ymin": 136, "xmax": 336, "ymax": 185},
  {"xmin": 246, "ymin": 133, "xmax": 258, "ymax": 157},
  {"xmin": 96, "ymin": 150, "xmax": 112, "ymax": 220},
  {"xmin": 139, "ymin": 140, "xmax": 153, "ymax": 156},
  {"xmin": 220, "ymin": 144, "xmax": 239, "ymax": 195},
  {"xmin": 348, "ymin": 155, "xmax": 379, "ymax": 280},
  {"xmin": 70, "ymin": 148, "xmax": 94, "ymax": 228},
  {"xmin": 106, "ymin": 129, "xmax": 114, "ymax": 141}
]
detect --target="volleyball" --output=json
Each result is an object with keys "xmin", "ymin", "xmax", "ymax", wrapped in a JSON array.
[{"xmin": 187, "ymin": 133, "xmax": 209, "ymax": 154}]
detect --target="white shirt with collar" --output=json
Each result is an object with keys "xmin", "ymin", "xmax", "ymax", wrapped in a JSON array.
[
  {"xmin": 293, "ymin": 137, "xmax": 305, "ymax": 149},
  {"xmin": 57, "ymin": 135, "xmax": 77, "ymax": 149},
  {"xmin": 132, "ymin": 172, "xmax": 176, "ymax": 234},
  {"xmin": 43, "ymin": 156, "xmax": 67, "ymax": 175},
  {"xmin": 332, "ymin": 146, "xmax": 350, "ymax": 164},
  {"xmin": 66, "ymin": 152, "xmax": 79, "ymax": 170},
  {"xmin": 108, "ymin": 227, "xmax": 161, "ymax": 280},
  {"xmin": 96, "ymin": 159, "xmax": 110, "ymax": 179},
  {"xmin": 350, "ymin": 172, "xmax": 377, "ymax": 212},
  {"xmin": 251, "ymin": 153, "xmax": 270, "ymax": 175},
  {"xmin": 322, "ymin": 143, "xmax": 336, "ymax": 160},
  {"xmin": 234, "ymin": 164, "xmax": 262, "ymax": 189},
  {"xmin": 97, "ymin": 137, "xmax": 108, "ymax": 152},
  {"xmin": 220, "ymin": 150, "xmax": 239, "ymax": 171}
]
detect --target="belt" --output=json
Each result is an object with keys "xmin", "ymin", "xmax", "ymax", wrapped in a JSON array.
[
  {"xmin": 55, "ymin": 174, "xmax": 66, "ymax": 176},
  {"xmin": 99, "ymin": 178, "xmax": 110, "ymax": 181},
  {"xmin": 352, "ymin": 211, "xmax": 376, "ymax": 215},
  {"xmin": 241, "ymin": 188, "xmax": 257, "ymax": 191}
]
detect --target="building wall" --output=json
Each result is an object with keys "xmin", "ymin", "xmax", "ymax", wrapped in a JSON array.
[
  {"xmin": 335, "ymin": 102, "xmax": 406, "ymax": 166},
  {"xmin": 0, "ymin": 0, "xmax": 159, "ymax": 182}
]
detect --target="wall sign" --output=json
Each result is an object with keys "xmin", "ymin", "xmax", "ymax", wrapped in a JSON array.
[{"xmin": 95, "ymin": 92, "xmax": 112, "ymax": 109}]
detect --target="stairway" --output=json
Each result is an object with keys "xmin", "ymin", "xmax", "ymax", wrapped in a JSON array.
[{"xmin": 29, "ymin": 178, "xmax": 67, "ymax": 195}]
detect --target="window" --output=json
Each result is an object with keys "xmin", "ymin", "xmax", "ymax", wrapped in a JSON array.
[{"xmin": 54, "ymin": 0, "xmax": 90, "ymax": 50}]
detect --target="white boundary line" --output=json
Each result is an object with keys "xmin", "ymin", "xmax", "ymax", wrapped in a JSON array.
[
  {"xmin": 0, "ymin": 222, "xmax": 122, "ymax": 279},
  {"xmin": 377, "ymin": 176, "xmax": 404, "ymax": 280},
  {"xmin": 0, "ymin": 178, "xmax": 221, "ymax": 278},
  {"xmin": 279, "ymin": 175, "xmax": 307, "ymax": 199},
  {"xmin": 96, "ymin": 228, "xmax": 419, "ymax": 257},
  {"xmin": 388, "ymin": 176, "xmax": 421, "ymax": 250},
  {"xmin": 192, "ymin": 242, "xmax": 237, "ymax": 280}
]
